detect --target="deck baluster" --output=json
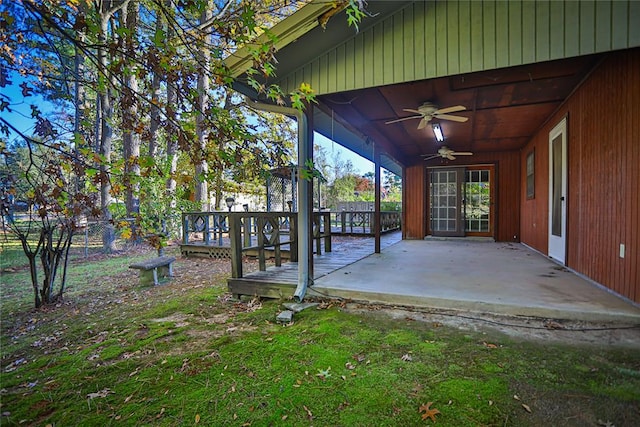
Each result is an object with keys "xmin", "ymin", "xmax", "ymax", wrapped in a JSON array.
[{"xmin": 229, "ymin": 214, "xmax": 242, "ymax": 278}]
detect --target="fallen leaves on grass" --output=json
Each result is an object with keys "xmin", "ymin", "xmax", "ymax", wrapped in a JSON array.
[
  {"xmin": 419, "ymin": 402, "xmax": 441, "ymax": 422},
  {"xmin": 401, "ymin": 353, "xmax": 413, "ymax": 362},
  {"xmin": 3, "ymin": 357, "xmax": 27, "ymax": 372},
  {"xmin": 303, "ymin": 405, "xmax": 313, "ymax": 420},
  {"xmin": 514, "ymin": 395, "xmax": 532, "ymax": 413},
  {"xmin": 316, "ymin": 367, "xmax": 331, "ymax": 380},
  {"xmin": 87, "ymin": 388, "xmax": 113, "ymax": 399},
  {"xmin": 482, "ymin": 341, "xmax": 498, "ymax": 349}
]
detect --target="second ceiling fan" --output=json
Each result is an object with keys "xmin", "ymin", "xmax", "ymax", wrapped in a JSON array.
[
  {"xmin": 422, "ymin": 146, "xmax": 473, "ymax": 161},
  {"xmin": 385, "ymin": 102, "xmax": 468, "ymax": 129}
]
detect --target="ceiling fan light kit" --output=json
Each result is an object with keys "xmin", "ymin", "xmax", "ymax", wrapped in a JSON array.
[{"xmin": 432, "ymin": 123, "xmax": 444, "ymax": 142}]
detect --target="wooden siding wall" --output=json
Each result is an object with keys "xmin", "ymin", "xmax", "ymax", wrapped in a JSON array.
[
  {"xmin": 279, "ymin": 0, "xmax": 640, "ymax": 95},
  {"xmin": 404, "ymin": 150, "xmax": 520, "ymax": 241},
  {"xmin": 520, "ymin": 49, "xmax": 640, "ymax": 304},
  {"xmin": 404, "ymin": 165, "xmax": 426, "ymax": 239}
]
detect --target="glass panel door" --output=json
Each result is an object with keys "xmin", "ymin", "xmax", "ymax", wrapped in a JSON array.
[
  {"xmin": 551, "ymin": 135, "xmax": 563, "ymax": 237},
  {"xmin": 464, "ymin": 168, "xmax": 492, "ymax": 236},
  {"xmin": 548, "ymin": 118, "xmax": 567, "ymax": 263},
  {"xmin": 429, "ymin": 169, "xmax": 464, "ymax": 237},
  {"xmin": 429, "ymin": 166, "xmax": 494, "ymax": 238}
]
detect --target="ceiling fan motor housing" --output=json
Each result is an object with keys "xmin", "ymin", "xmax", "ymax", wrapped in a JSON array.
[{"xmin": 418, "ymin": 102, "xmax": 438, "ymax": 115}]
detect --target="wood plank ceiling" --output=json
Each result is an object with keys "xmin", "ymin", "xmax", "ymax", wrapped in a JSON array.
[{"xmin": 317, "ymin": 54, "xmax": 602, "ymax": 166}]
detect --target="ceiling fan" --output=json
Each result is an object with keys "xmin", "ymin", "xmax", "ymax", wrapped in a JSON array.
[
  {"xmin": 422, "ymin": 146, "xmax": 473, "ymax": 161},
  {"xmin": 385, "ymin": 102, "xmax": 469, "ymax": 129}
]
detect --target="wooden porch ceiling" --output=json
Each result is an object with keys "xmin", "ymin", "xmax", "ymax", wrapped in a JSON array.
[{"xmin": 317, "ymin": 54, "xmax": 602, "ymax": 166}]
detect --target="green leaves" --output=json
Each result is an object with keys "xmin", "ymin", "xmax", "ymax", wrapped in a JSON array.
[
  {"xmin": 290, "ymin": 82, "xmax": 316, "ymax": 110},
  {"xmin": 299, "ymin": 159, "xmax": 323, "ymax": 182},
  {"xmin": 152, "ymin": 28, "xmax": 166, "ymax": 48},
  {"xmin": 345, "ymin": 0, "xmax": 367, "ymax": 32}
]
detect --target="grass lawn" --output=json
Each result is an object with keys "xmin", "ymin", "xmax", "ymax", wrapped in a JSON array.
[{"xmin": 1, "ymin": 243, "xmax": 639, "ymax": 426}]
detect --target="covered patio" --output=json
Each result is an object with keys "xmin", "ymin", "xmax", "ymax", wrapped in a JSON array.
[
  {"xmin": 225, "ymin": 1, "xmax": 640, "ymax": 309},
  {"xmin": 310, "ymin": 239, "xmax": 640, "ymax": 324}
]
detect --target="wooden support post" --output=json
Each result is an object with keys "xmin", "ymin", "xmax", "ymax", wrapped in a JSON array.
[
  {"xmin": 204, "ymin": 214, "xmax": 210, "ymax": 245},
  {"xmin": 257, "ymin": 216, "xmax": 266, "ymax": 271},
  {"xmin": 323, "ymin": 212, "xmax": 331, "ymax": 252},
  {"xmin": 290, "ymin": 214, "xmax": 298, "ymax": 262},
  {"xmin": 374, "ymin": 142, "xmax": 381, "ymax": 254},
  {"xmin": 182, "ymin": 214, "xmax": 189, "ymax": 244},
  {"xmin": 314, "ymin": 214, "xmax": 321, "ymax": 255},
  {"xmin": 274, "ymin": 218, "xmax": 281, "ymax": 267},
  {"xmin": 243, "ymin": 215, "xmax": 251, "ymax": 247},
  {"xmin": 229, "ymin": 214, "xmax": 243, "ymax": 278}
]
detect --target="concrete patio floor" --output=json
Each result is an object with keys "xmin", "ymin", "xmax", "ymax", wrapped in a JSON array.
[{"xmin": 309, "ymin": 239, "xmax": 640, "ymax": 324}]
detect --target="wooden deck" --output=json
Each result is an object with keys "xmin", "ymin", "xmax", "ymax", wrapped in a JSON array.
[{"xmin": 227, "ymin": 232, "xmax": 402, "ymax": 299}]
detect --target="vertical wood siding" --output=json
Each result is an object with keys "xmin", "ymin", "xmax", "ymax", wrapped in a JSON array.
[
  {"xmin": 404, "ymin": 150, "xmax": 521, "ymax": 241},
  {"xmin": 279, "ymin": 0, "xmax": 640, "ymax": 95},
  {"xmin": 520, "ymin": 49, "xmax": 640, "ymax": 303},
  {"xmin": 404, "ymin": 165, "xmax": 426, "ymax": 239}
]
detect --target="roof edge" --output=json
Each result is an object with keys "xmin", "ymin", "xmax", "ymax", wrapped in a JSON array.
[{"xmin": 225, "ymin": 2, "xmax": 338, "ymax": 78}]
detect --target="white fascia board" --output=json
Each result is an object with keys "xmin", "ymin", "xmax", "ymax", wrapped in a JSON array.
[{"xmin": 225, "ymin": 2, "xmax": 336, "ymax": 78}]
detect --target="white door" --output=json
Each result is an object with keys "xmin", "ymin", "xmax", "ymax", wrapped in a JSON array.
[{"xmin": 548, "ymin": 118, "xmax": 567, "ymax": 263}]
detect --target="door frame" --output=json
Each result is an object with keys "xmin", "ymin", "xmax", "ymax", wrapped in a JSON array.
[
  {"xmin": 548, "ymin": 117, "xmax": 568, "ymax": 263},
  {"xmin": 426, "ymin": 164, "xmax": 495, "ymax": 239}
]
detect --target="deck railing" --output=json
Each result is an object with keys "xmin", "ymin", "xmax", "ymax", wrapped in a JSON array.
[
  {"xmin": 182, "ymin": 212, "xmax": 231, "ymax": 246},
  {"xmin": 330, "ymin": 210, "xmax": 401, "ymax": 235},
  {"xmin": 229, "ymin": 211, "xmax": 331, "ymax": 279},
  {"xmin": 182, "ymin": 211, "xmax": 331, "ymax": 279}
]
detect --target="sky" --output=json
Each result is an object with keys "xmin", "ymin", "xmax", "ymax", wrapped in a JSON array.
[
  {"xmin": 314, "ymin": 132, "xmax": 373, "ymax": 175},
  {"xmin": 1, "ymin": 73, "xmax": 57, "ymax": 145},
  {"xmin": 1, "ymin": 70, "xmax": 377, "ymax": 177}
]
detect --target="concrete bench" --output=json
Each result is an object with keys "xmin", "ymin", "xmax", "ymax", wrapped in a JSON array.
[{"xmin": 129, "ymin": 256, "xmax": 176, "ymax": 286}]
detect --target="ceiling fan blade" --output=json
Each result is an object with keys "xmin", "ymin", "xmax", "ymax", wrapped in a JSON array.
[
  {"xmin": 451, "ymin": 151, "xmax": 473, "ymax": 156},
  {"xmin": 435, "ymin": 113, "xmax": 468, "ymax": 122},
  {"xmin": 422, "ymin": 154, "xmax": 440, "ymax": 161},
  {"xmin": 402, "ymin": 108, "xmax": 422, "ymax": 114},
  {"xmin": 417, "ymin": 117, "xmax": 430, "ymax": 129},
  {"xmin": 445, "ymin": 154, "xmax": 456, "ymax": 160},
  {"xmin": 385, "ymin": 115, "xmax": 422, "ymax": 125},
  {"xmin": 435, "ymin": 105, "xmax": 466, "ymax": 114}
]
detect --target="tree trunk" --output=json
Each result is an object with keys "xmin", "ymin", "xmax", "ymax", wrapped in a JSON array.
[
  {"xmin": 122, "ymin": 1, "xmax": 140, "ymax": 216},
  {"xmin": 164, "ymin": 0, "xmax": 178, "ymax": 236},
  {"xmin": 148, "ymin": 2, "xmax": 163, "ymax": 159},
  {"xmin": 73, "ymin": 8, "xmax": 87, "ymax": 180},
  {"xmin": 98, "ymin": 10, "xmax": 117, "ymax": 253},
  {"xmin": 194, "ymin": 2, "xmax": 212, "ymax": 211},
  {"xmin": 148, "ymin": 72, "xmax": 161, "ymax": 158},
  {"xmin": 20, "ymin": 235, "xmax": 41, "ymax": 308}
]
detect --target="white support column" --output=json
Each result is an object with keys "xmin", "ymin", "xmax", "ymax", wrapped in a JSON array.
[{"xmin": 245, "ymin": 98, "xmax": 311, "ymax": 302}]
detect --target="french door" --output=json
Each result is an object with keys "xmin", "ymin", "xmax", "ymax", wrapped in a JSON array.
[{"xmin": 429, "ymin": 166, "xmax": 494, "ymax": 238}]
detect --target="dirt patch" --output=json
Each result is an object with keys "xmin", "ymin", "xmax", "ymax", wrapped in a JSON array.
[
  {"xmin": 342, "ymin": 303, "xmax": 640, "ymax": 348},
  {"xmin": 150, "ymin": 313, "xmax": 192, "ymax": 328},
  {"xmin": 508, "ymin": 380, "xmax": 640, "ymax": 427}
]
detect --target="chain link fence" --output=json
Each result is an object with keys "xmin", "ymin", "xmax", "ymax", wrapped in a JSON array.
[{"xmin": 1, "ymin": 220, "xmax": 148, "ymax": 270}]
